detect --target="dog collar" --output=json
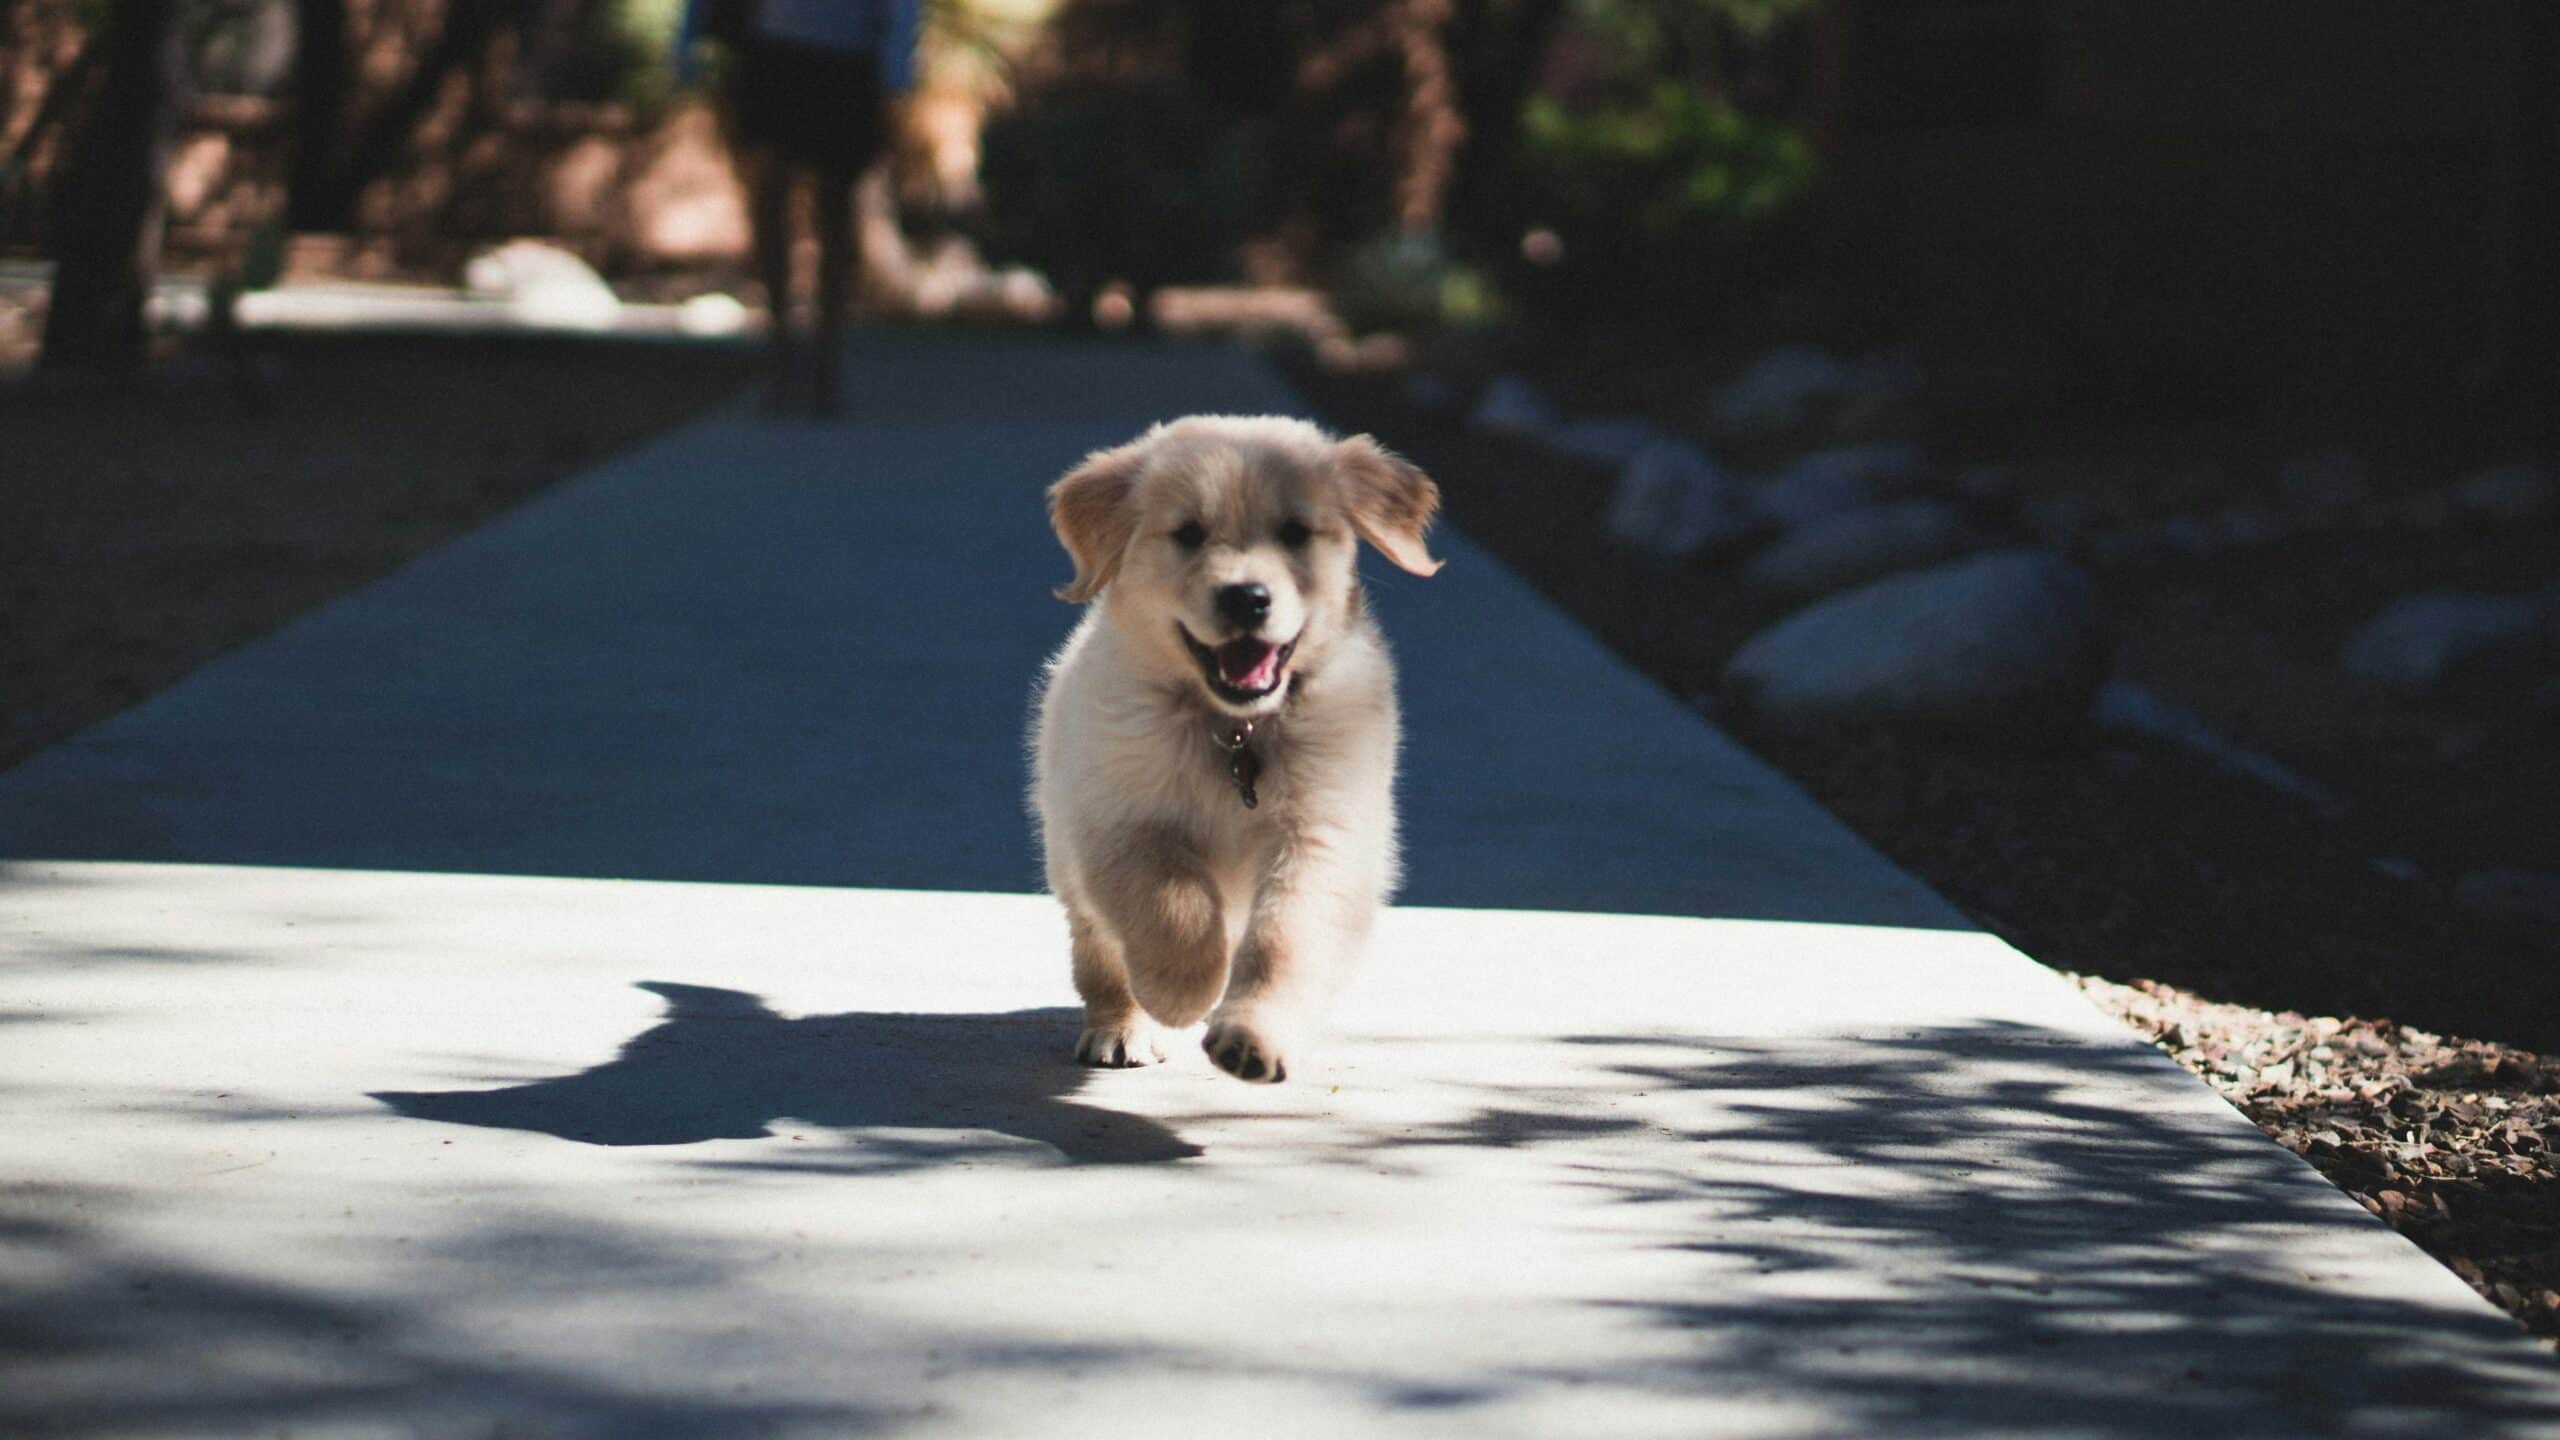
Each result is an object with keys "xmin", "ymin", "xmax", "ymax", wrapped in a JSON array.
[{"xmin": 1217, "ymin": 720, "xmax": 1261, "ymax": 809}]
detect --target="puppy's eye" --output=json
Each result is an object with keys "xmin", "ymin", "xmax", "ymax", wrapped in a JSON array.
[
  {"xmin": 1172, "ymin": 522, "xmax": 1207, "ymax": 550},
  {"xmin": 1278, "ymin": 520, "xmax": 1312, "ymax": 549}
]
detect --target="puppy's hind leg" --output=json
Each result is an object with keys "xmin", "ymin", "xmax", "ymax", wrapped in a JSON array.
[{"xmin": 1068, "ymin": 907, "xmax": 1168, "ymax": 1068}]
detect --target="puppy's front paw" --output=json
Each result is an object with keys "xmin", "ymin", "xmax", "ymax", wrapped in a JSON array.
[
  {"xmin": 1203, "ymin": 1014, "xmax": 1295, "ymax": 1084},
  {"xmin": 1075, "ymin": 1018, "xmax": 1169, "ymax": 1069}
]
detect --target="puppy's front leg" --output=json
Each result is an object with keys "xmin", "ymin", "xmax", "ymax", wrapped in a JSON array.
[
  {"xmin": 1204, "ymin": 849, "xmax": 1378, "ymax": 1084},
  {"xmin": 1067, "ymin": 909, "xmax": 1168, "ymax": 1067},
  {"xmin": 1083, "ymin": 826, "xmax": 1231, "ymax": 1029}
]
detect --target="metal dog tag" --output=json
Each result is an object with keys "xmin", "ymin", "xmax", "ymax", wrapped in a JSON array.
[{"xmin": 1220, "ymin": 722, "xmax": 1260, "ymax": 809}]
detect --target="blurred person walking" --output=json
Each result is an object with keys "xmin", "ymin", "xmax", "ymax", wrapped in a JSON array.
[{"xmin": 679, "ymin": 0, "xmax": 920, "ymax": 416}]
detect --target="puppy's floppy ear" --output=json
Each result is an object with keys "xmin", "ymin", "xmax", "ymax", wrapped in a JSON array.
[
  {"xmin": 1048, "ymin": 439, "xmax": 1146, "ymax": 603},
  {"xmin": 1334, "ymin": 434, "xmax": 1444, "ymax": 577}
]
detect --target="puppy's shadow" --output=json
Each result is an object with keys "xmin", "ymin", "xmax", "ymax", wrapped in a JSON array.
[{"xmin": 373, "ymin": 982, "xmax": 1200, "ymax": 1166}]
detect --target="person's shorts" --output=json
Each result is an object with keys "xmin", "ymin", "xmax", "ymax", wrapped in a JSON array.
[{"xmin": 729, "ymin": 39, "xmax": 887, "ymax": 176}]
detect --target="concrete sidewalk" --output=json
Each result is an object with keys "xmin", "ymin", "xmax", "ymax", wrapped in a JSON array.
[{"xmin": 5, "ymin": 332, "xmax": 2556, "ymax": 1436}]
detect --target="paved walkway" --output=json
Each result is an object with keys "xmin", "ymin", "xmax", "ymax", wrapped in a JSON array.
[{"xmin": 5, "ymin": 332, "xmax": 2556, "ymax": 1437}]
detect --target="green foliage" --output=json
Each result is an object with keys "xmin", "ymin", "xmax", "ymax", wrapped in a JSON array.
[
  {"xmin": 1333, "ymin": 229, "xmax": 1503, "ymax": 337},
  {"xmin": 1567, "ymin": 0, "xmax": 1820, "ymax": 82},
  {"xmin": 532, "ymin": 0, "xmax": 686, "ymax": 113},
  {"xmin": 976, "ymin": 82, "xmax": 1247, "ymax": 295},
  {"xmin": 609, "ymin": 0, "xmax": 687, "ymax": 111},
  {"xmin": 617, "ymin": 0, "xmax": 688, "ymax": 65},
  {"xmin": 1522, "ymin": 82, "xmax": 1811, "ymax": 240},
  {"xmin": 921, "ymin": 0, "xmax": 1056, "ymax": 94},
  {"xmin": 1514, "ymin": 81, "xmax": 1812, "ymax": 311},
  {"xmin": 184, "ymin": 0, "xmax": 293, "ymax": 97}
]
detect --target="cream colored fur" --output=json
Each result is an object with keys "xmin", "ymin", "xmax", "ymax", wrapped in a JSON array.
[{"xmin": 1030, "ymin": 415, "xmax": 1441, "ymax": 1083}]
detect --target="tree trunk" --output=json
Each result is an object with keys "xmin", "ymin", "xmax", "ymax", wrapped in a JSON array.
[
  {"xmin": 1445, "ymin": 0, "xmax": 1565, "ymax": 249},
  {"xmin": 284, "ymin": 0, "xmax": 511, "ymax": 234},
  {"xmin": 1388, "ymin": 0, "xmax": 1462, "ymax": 232},
  {"xmin": 285, "ymin": 0, "xmax": 350, "ymax": 233},
  {"xmin": 3, "ymin": 37, "xmax": 103, "ymax": 176},
  {"xmin": 39, "ymin": 0, "xmax": 182, "ymax": 372}
]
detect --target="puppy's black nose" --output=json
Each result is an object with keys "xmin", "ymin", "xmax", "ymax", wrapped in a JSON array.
[{"xmin": 1215, "ymin": 582, "xmax": 1272, "ymax": 631}]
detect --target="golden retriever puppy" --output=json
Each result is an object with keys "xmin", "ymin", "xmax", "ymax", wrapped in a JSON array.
[{"xmin": 1031, "ymin": 416, "xmax": 1442, "ymax": 1083}]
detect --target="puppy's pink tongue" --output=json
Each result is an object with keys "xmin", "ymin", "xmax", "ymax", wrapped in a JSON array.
[{"xmin": 1216, "ymin": 639, "xmax": 1280, "ymax": 690}]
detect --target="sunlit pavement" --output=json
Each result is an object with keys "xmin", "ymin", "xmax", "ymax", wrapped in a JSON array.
[{"xmin": 6, "ymin": 333, "xmax": 2557, "ymax": 1436}]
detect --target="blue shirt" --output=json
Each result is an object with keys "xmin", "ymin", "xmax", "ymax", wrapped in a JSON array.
[{"xmin": 676, "ymin": 0, "xmax": 920, "ymax": 92}]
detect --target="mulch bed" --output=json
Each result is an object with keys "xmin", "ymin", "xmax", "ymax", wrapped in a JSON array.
[
  {"xmin": 2080, "ymin": 974, "xmax": 2560, "ymax": 1338},
  {"xmin": 1286, "ymin": 353, "xmax": 2560, "ymax": 1348}
]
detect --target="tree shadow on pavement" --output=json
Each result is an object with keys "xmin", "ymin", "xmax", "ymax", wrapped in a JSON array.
[
  {"xmin": 14, "ymin": 1016, "xmax": 2560, "ymax": 1435},
  {"xmin": 1501, "ymin": 1025, "xmax": 2560, "ymax": 1436},
  {"xmin": 0, "ymin": 1182, "xmax": 1141, "ymax": 1440},
  {"xmin": 372, "ymin": 982, "xmax": 1200, "ymax": 1166}
]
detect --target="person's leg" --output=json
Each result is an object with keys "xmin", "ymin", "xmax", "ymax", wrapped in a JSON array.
[
  {"xmin": 749, "ymin": 153, "xmax": 801, "ymax": 412},
  {"xmin": 810, "ymin": 162, "xmax": 857, "ymax": 418}
]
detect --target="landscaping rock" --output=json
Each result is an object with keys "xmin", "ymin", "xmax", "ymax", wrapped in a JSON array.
[
  {"xmin": 2157, "ymin": 516, "xmax": 2218, "ymax": 554},
  {"xmin": 2451, "ymin": 463, "xmax": 2558, "ymax": 526},
  {"xmin": 1602, "ymin": 440, "xmax": 1758, "ymax": 559},
  {"xmin": 1719, "ymin": 549, "xmax": 2108, "ymax": 740},
  {"xmin": 1468, "ymin": 375, "xmax": 1558, "ymax": 438},
  {"xmin": 2091, "ymin": 681, "xmax": 2342, "ymax": 812},
  {"xmin": 2082, "ymin": 526, "xmax": 2151, "ymax": 569},
  {"xmin": 1830, "ymin": 350, "xmax": 1932, "ymax": 443},
  {"xmin": 1400, "ymin": 373, "xmax": 1461, "ymax": 410},
  {"xmin": 1755, "ymin": 445, "xmax": 1926, "ymax": 529},
  {"xmin": 2212, "ymin": 505, "xmax": 2285, "ymax": 549},
  {"xmin": 2093, "ymin": 516, "xmax": 2237, "ymax": 567},
  {"xmin": 2340, "ymin": 593, "xmax": 2550, "ymax": 693},
  {"xmin": 2452, "ymin": 869, "xmax": 2560, "ymax": 948},
  {"xmin": 2276, "ymin": 448, "xmax": 2375, "ymax": 520},
  {"xmin": 2377, "ymin": 491, "xmax": 2457, "ymax": 532},
  {"xmin": 1957, "ymin": 463, "xmax": 2021, "ymax": 508},
  {"xmin": 2020, "ymin": 493, "xmax": 2091, "ymax": 547},
  {"xmin": 1742, "ymin": 500, "xmax": 1988, "ymax": 596},
  {"xmin": 463, "ymin": 240, "xmax": 620, "ymax": 329},
  {"xmin": 1928, "ymin": 359, "xmax": 2035, "ymax": 426},
  {"xmin": 1709, "ymin": 344, "xmax": 1851, "ymax": 440},
  {"xmin": 1545, "ymin": 416, "xmax": 1666, "ymax": 469}
]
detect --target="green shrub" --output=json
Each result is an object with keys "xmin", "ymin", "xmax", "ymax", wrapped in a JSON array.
[
  {"xmin": 1333, "ymin": 229, "xmax": 1503, "ymax": 337},
  {"xmin": 1516, "ymin": 81, "xmax": 1814, "ymax": 306},
  {"xmin": 976, "ymin": 82, "xmax": 1247, "ymax": 300}
]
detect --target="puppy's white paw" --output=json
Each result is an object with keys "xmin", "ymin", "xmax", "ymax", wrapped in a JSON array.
[
  {"xmin": 1203, "ymin": 1013, "xmax": 1296, "ymax": 1084},
  {"xmin": 1075, "ymin": 1018, "xmax": 1169, "ymax": 1069}
]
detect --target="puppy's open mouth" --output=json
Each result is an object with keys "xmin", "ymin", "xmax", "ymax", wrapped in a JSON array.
[{"xmin": 1181, "ymin": 628, "xmax": 1298, "ymax": 706}]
